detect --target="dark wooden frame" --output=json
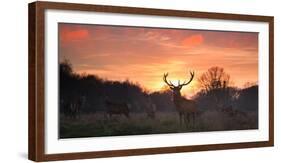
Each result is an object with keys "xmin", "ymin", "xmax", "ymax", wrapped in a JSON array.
[{"xmin": 28, "ymin": 1, "xmax": 274, "ymax": 161}]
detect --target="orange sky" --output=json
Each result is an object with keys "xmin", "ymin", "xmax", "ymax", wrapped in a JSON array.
[{"xmin": 59, "ymin": 23, "xmax": 258, "ymax": 97}]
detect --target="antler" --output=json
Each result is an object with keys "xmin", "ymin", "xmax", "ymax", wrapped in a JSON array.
[
  {"xmin": 163, "ymin": 71, "xmax": 195, "ymax": 89},
  {"xmin": 163, "ymin": 73, "xmax": 176, "ymax": 88},
  {"xmin": 178, "ymin": 71, "xmax": 195, "ymax": 88}
]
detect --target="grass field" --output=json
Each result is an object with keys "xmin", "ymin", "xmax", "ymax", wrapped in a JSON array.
[{"xmin": 59, "ymin": 110, "xmax": 258, "ymax": 139}]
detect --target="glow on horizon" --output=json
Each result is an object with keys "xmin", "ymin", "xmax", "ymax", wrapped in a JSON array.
[{"xmin": 59, "ymin": 23, "xmax": 258, "ymax": 97}]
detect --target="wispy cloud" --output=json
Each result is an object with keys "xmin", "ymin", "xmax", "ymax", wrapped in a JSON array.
[
  {"xmin": 60, "ymin": 26, "xmax": 89, "ymax": 43},
  {"xmin": 181, "ymin": 34, "xmax": 204, "ymax": 48}
]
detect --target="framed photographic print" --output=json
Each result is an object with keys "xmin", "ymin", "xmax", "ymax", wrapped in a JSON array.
[{"xmin": 28, "ymin": 1, "xmax": 274, "ymax": 161}]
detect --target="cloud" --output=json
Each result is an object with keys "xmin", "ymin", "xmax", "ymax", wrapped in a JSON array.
[
  {"xmin": 181, "ymin": 34, "xmax": 204, "ymax": 47},
  {"xmin": 60, "ymin": 27, "xmax": 89, "ymax": 43},
  {"xmin": 203, "ymin": 31, "xmax": 258, "ymax": 50}
]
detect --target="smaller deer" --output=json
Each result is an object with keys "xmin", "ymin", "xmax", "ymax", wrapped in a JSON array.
[
  {"xmin": 69, "ymin": 96, "xmax": 85, "ymax": 119},
  {"xmin": 144, "ymin": 96, "xmax": 157, "ymax": 119},
  {"xmin": 61, "ymin": 95, "xmax": 86, "ymax": 119},
  {"xmin": 163, "ymin": 71, "xmax": 197, "ymax": 127},
  {"xmin": 105, "ymin": 100, "xmax": 131, "ymax": 119}
]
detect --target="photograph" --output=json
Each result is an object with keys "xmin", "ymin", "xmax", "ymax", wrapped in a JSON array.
[
  {"xmin": 28, "ymin": 1, "xmax": 274, "ymax": 161},
  {"xmin": 58, "ymin": 23, "xmax": 259, "ymax": 139}
]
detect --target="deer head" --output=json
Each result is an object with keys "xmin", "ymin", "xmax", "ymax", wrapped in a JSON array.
[{"xmin": 163, "ymin": 71, "xmax": 195, "ymax": 98}]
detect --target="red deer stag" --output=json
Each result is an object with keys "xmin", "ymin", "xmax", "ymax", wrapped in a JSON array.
[{"xmin": 163, "ymin": 71, "xmax": 197, "ymax": 127}]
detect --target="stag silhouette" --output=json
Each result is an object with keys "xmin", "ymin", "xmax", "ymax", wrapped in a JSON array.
[{"xmin": 163, "ymin": 71, "xmax": 197, "ymax": 127}]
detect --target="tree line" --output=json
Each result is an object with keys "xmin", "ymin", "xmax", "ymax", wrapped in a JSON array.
[{"xmin": 59, "ymin": 60, "xmax": 258, "ymax": 114}]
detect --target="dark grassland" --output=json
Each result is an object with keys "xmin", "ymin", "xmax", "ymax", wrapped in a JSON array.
[{"xmin": 60, "ymin": 110, "xmax": 258, "ymax": 138}]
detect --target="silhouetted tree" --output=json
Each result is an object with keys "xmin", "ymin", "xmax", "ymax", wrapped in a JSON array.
[
  {"xmin": 59, "ymin": 59, "xmax": 160, "ymax": 113},
  {"xmin": 235, "ymin": 85, "xmax": 258, "ymax": 111},
  {"xmin": 197, "ymin": 67, "xmax": 234, "ymax": 109},
  {"xmin": 198, "ymin": 66, "xmax": 230, "ymax": 92}
]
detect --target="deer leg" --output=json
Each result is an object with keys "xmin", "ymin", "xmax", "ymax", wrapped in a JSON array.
[
  {"xmin": 73, "ymin": 109, "xmax": 76, "ymax": 119},
  {"xmin": 192, "ymin": 113, "xmax": 195, "ymax": 127},
  {"xmin": 185, "ymin": 114, "xmax": 190, "ymax": 128},
  {"xmin": 124, "ymin": 113, "xmax": 130, "ymax": 119},
  {"xmin": 103, "ymin": 112, "xmax": 107, "ymax": 120},
  {"xmin": 189, "ymin": 113, "xmax": 194, "ymax": 129},
  {"xmin": 76, "ymin": 105, "xmax": 79, "ymax": 119},
  {"xmin": 73, "ymin": 111, "xmax": 76, "ymax": 119},
  {"xmin": 179, "ymin": 113, "xmax": 182, "ymax": 126},
  {"xmin": 183, "ymin": 114, "xmax": 187, "ymax": 128},
  {"xmin": 69, "ymin": 111, "xmax": 71, "ymax": 119},
  {"xmin": 73, "ymin": 108, "xmax": 76, "ymax": 120}
]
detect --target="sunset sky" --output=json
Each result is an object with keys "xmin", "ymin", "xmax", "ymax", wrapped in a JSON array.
[{"xmin": 59, "ymin": 23, "xmax": 258, "ymax": 97}]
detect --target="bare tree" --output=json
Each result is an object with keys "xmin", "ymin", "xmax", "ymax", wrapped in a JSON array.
[
  {"xmin": 198, "ymin": 67, "xmax": 232, "ymax": 109},
  {"xmin": 198, "ymin": 67, "xmax": 230, "ymax": 92}
]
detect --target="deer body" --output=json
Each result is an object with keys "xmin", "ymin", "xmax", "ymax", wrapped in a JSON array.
[
  {"xmin": 174, "ymin": 96, "xmax": 197, "ymax": 113},
  {"xmin": 105, "ymin": 100, "xmax": 130, "ymax": 118},
  {"xmin": 173, "ymin": 92, "xmax": 197, "ymax": 126},
  {"xmin": 163, "ymin": 71, "xmax": 197, "ymax": 127}
]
